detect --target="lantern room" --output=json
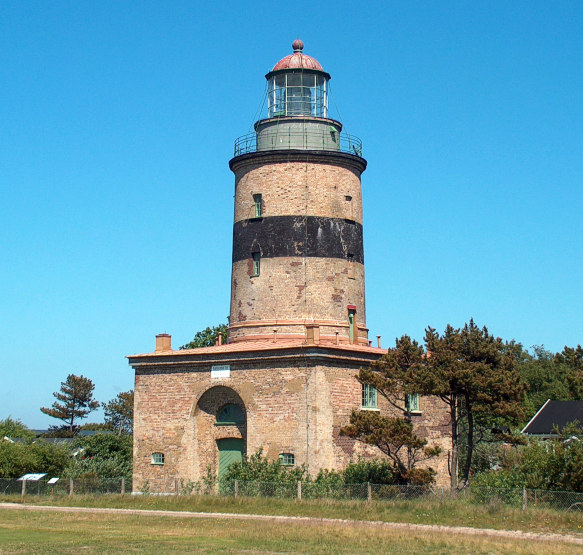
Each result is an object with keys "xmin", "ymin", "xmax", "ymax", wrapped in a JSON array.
[{"xmin": 266, "ymin": 40, "xmax": 330, "ymax": 118}]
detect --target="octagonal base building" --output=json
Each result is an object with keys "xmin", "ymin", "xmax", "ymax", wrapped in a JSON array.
[{"xmin": 128, "ymin": 41, "xmax": 451, "ymax": 492}]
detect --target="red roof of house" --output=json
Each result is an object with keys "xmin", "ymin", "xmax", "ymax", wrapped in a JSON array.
[{"xmin": 129, "ymin": 337, "xmax": 386, "ymax": 359}]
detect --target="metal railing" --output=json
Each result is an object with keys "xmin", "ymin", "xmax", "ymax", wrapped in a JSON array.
[{"xmin": 233, "ymin": 130, "xmax": 363, "ymax": 157}]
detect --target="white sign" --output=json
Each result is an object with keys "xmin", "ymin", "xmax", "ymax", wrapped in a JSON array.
[
  {"xmin": 211, "ymin": 364, "xmax": 230, "ymax": 379},
  {"xmin": 47, "ymin": 477, "xmax": 59, "ymax": 484}
]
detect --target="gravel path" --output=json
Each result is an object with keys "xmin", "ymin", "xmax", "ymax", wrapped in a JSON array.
[{"xmin": 2, "ymin": 502, "xmax": 583, "ymax": 546}]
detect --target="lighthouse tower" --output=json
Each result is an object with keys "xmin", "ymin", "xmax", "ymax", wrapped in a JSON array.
[
  {"xmin": 128, "ymin": 41, "xmax": 451, "ymax": 492},
  {"xmin": 228, "ymin": 40, "xmax": 368, "ymax": 345}
]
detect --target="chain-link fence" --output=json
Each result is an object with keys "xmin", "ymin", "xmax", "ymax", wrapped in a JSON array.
[
  {"xmin": 0, "ymin": 476, "xmax": 130, "ymax": 497},
  {"xmin": 2, "ymin": 476, "xmax": 583, "ymax": 512}
]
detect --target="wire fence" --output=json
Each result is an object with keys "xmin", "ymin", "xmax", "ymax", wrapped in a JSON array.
[{"xmin": 2, "ymin": 476, "xmax": 583, "ymax": 512}]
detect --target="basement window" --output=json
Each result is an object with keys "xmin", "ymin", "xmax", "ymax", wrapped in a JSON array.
[
  {"xmin": 362, "ymin": 383, "xmax": 377, "ymax": 409},
  {"xmin": 151, "ymin": 452, "xmax": 165, "ymax": 465},
  {"xmin": 252, "ymin": 252, "xmax": 261, "ymax": 276},
  {"xmin": 279, "ymin": 453, "xmax": 295, "ymax": 466},
  {"xmin": 253, "ymin": 193, "xmax": 262, "ymax": 217}
]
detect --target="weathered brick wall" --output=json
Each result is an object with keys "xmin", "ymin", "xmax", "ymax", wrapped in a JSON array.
[
  {"xmin": 233, "ymin": 160, "xmax": 363, "ymax": 223},
  {"xmin": 132, "ymin": 352, "xmax": 451, "ymax": 492},
  {"xmin": 229, "ymin": 257, "xmax": 367, "ymax": 343},
  {"xmin": 229, "ymin": 155, "xmax": 367, "ymax": 343}
]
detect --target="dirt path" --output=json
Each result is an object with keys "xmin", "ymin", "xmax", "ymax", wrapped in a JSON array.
[{"xmin": 2, "ymin": 502, "xmax": 583, "ymax": 546}]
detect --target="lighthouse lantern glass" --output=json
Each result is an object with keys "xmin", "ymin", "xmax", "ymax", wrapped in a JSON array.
[{"xmin": 268, "ymin": 72, "xmax": 328, "ymax": 118}]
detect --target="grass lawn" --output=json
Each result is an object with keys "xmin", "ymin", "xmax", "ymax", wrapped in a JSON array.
[
  {"xmin": 0, "ymin": 508, "xmax": 582, "ymax": 554},
  {"xmin": 2, "ymin": 493, "xmax": 583, "ymax": 536}
]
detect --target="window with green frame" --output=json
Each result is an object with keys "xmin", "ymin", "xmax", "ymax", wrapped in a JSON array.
[
  {"xmin": 405, "ymin": 393, "xmax": 420, "ymax": 413},
  {"xmin": 362, "ymin": 383, "xmax": 377, "ymax": 409},
  {"xmin": 279, "ymin": 453, "xmax": 295, "ymax": 466},
  {"xmin": 252, "ymin": 252, "xmax": 261, "ymax": 276},
  {"xmin": 253, "ymin": 193, "xmax": 262, "ymax": 217},
  {"xmin": 151, "ymin": 452, "xmax": 165, "ymax": 465},
  {"xmin": 216, "ymin": 404, "xmax": 245, "ymax": 425}
]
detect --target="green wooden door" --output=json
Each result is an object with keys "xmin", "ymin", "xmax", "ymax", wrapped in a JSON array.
[{"xmin": 217, "ymin": 438, "xmax": 244, "ymax": 480}]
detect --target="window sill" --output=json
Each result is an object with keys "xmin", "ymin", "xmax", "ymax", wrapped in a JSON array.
[
  {"xmin": 361, "ymin": 407, "xmax": 380, "ymax": 412},
  {"xmin": 214, "ymin": 422, "xmax": 243, "ymax": 427},
  {"xmin": 151, "ymin": 462, "xmax": 164, "ymax": 466}
]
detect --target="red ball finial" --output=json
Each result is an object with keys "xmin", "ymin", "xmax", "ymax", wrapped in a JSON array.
[{"xmin": 292, "ymin": 39, "xmax": 304, "ymax": 52}]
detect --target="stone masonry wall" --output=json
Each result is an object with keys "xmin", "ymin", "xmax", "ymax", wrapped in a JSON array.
[{"xmin": 132, "ymin": 352, "xmax": 451, "ymax": 492}]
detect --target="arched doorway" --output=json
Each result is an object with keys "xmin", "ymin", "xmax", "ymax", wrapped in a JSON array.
[{"xmin": 194, "ymin": 387, "xmax": 247, "ymax": 481}]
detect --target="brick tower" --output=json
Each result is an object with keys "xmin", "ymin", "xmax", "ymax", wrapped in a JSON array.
[
  {"xmin": 229, "ymin": 39, "xmax": 368, "ymax": 346},
  {"xmin": 128, "ymin": 41, "xmax": 450, "ymax": 492}
]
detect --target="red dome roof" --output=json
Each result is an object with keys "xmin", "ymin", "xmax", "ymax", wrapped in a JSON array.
[{"xmin": 272, "ymin": 40, "xmax": 324, "ymax": 72}]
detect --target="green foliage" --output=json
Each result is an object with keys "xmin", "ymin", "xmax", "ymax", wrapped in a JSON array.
[
  {"xmin": 419, "ymin": 320, "xmax": 525, "ymax": 487},
  {"xmin": 518, "ymin": 346, "xmax": 572, "ymax": 419},
  {"xmin": 0, "ymin": 440, "xmax": 70, "ymax": 478},
  {"xmin": 0, "ymin": 416, "xmax": 35, "ymax": 440},
  {"xmin": 102, "ymin": 390, "xmax": 134, "ymax": 435},
  {"xmin": 180, "ymin": 323, "xmax": 228, "ymax": 349},
  {"xmin": 341, "ymin": 410, "xmax": 439, "ymax": 484},
  {"xmin": 340, "ymin": 335, "xmax": 440, "ymax": 485},
  {"xmin": 473, "ymin": 424, "xmax": 583, "ymax": 492},
  {"xmin": 65, "ymin": 433, "xmax": 133, "ymax": 480},
  {"xmin": 221, "ymin": 449, "xmax": 308, "ymax": 484},
  {"xmin": 342, "ymin": 458, "xmax": 395, "ymax": 484},
  {"xmin": 40, "ymin": 374, "xmax": 99, "ymax": 433}
]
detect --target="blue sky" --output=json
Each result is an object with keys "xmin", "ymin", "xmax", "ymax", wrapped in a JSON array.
[{"xmin": 1, "ymin": 1, "xmax": 581, "ymax": 427}]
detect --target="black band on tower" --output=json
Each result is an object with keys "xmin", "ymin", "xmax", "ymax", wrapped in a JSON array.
[{"xmin": 232, "ymin": 216, "xmax": 364, "ymax": 264}]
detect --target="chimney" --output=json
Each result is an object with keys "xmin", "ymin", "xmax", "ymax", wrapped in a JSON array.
[
  {"xmin": 377, "ymin": 335, "xmax": 381, "ymax": 348},
  {"xmin": 305, "ymin": 324, "xmax": 320, "ymax": 345},
  {"xmin": 335, "ymin": 331, "xmax": 339, "ymax": 345},
  {"xmin": 155, "ymin": 333, "xmax": 172, "ymax": 352},
  {"xmin": 272, "ymin": 329, "xmax": 278, "ymax": 343},
  {"xmin": 218, "ymin": 332, "xmax": 223, "ymax": 346}
]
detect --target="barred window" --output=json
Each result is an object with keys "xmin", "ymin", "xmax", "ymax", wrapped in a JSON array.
[
  {"xmin": 406, "ymin": 393, "xmax": 420, "ymax": 413},
  {"xmin": 279, "ymin": 453, "xmax": 295, "ymax": 466},
  {"xmin": 252, "ymin": 252, "xmax": 261, "ymax": 276},
  {"xmin": 253, "ymin": 194, "xmax": 262, "ymax": 218},
  {"xmin": 362, "ymin": 383, "xmax": 377, "ymax": 409},
  {"xmin": 151, "ymin": 452, "xmax": 165, "ymax": 465}
]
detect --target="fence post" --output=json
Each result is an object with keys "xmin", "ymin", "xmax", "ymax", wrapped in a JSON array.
[
  {"xmin": 297, "ymin": 480, "xmax": 302, "ymax": 500},
  {"xmin": 21, "ymin": 479, "xmax": 26, "ymax": 498},
  {"xmin": 69, "ymin": 478, "xmax": 74, "ymax": 496},
  {"xmin": 174, "ymin": 478, "xmax": 178, "ymax": 495},
  {"xmin": 522, "ymin": 487, "xmax": 527, "ymax": 511},
  {"xmin": 121, "ymin": 478, "xmax": 125, "ymax": 496},
  {"xmin": 367, "ymin": 482, "xmax": 372, "ymax": 502},
  {"xmin": 441, "ymin": 486, "xmax": 444, "ymax": 502},
  {"xmin": 234, "ymin": 480, "xmax": 238, "ymax": 498}
]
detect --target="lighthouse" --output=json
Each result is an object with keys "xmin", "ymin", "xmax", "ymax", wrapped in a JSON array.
[
  {"xmin": 228, "ymin": 40, "xmax": 368, "ymax": 346},
  {"xmin": 128, "ymin": 41, "xmax": 450, "ymax": 491}
]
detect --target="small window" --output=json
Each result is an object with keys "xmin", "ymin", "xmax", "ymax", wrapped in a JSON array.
[
  {"xmin": 216, "ymin": 403, "xmax": 245, "ymax": 425},
  {"xmin": 406, "ymin": 393, "xmax": 420, "ymax": 413},
  {"xmin": 253, "ymin": 194, "xmax": 262, "ymax": 218},
  {"xmin": 151, "ymin": 452, "xmax": 165, "ymax": 465},
  {"xmin": 252, "ymin": 252, "xmax": 261, "ymax": 276},
  {"xmin": 279, "ymin": 453, "xmax": 295, "ymax": 466},
  {"xmin": 362, "ymin": 383, "xmax": 377, "ymax": 409},
  {"xmin": 345, "ymin": 195, "xmax": 352, "ymax": 202}
]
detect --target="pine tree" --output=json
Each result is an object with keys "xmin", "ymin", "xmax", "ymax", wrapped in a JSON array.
[{"xmin": 41, "ymin": 374, "xmax": 99, "ymax": 433}]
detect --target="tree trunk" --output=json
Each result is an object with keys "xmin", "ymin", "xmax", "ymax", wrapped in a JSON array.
[
  {"xmin": 449, "ymin": 396, "xmax": 459, "ymax": 490},
  {"xmin": 462, "ymin": 398, "xmax": 474, "ymax": 486}
]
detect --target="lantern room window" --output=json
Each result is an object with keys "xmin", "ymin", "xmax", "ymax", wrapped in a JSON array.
[{"xmin": 268, "ymin": 71, "xmax": 328, "ymax": 118}]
